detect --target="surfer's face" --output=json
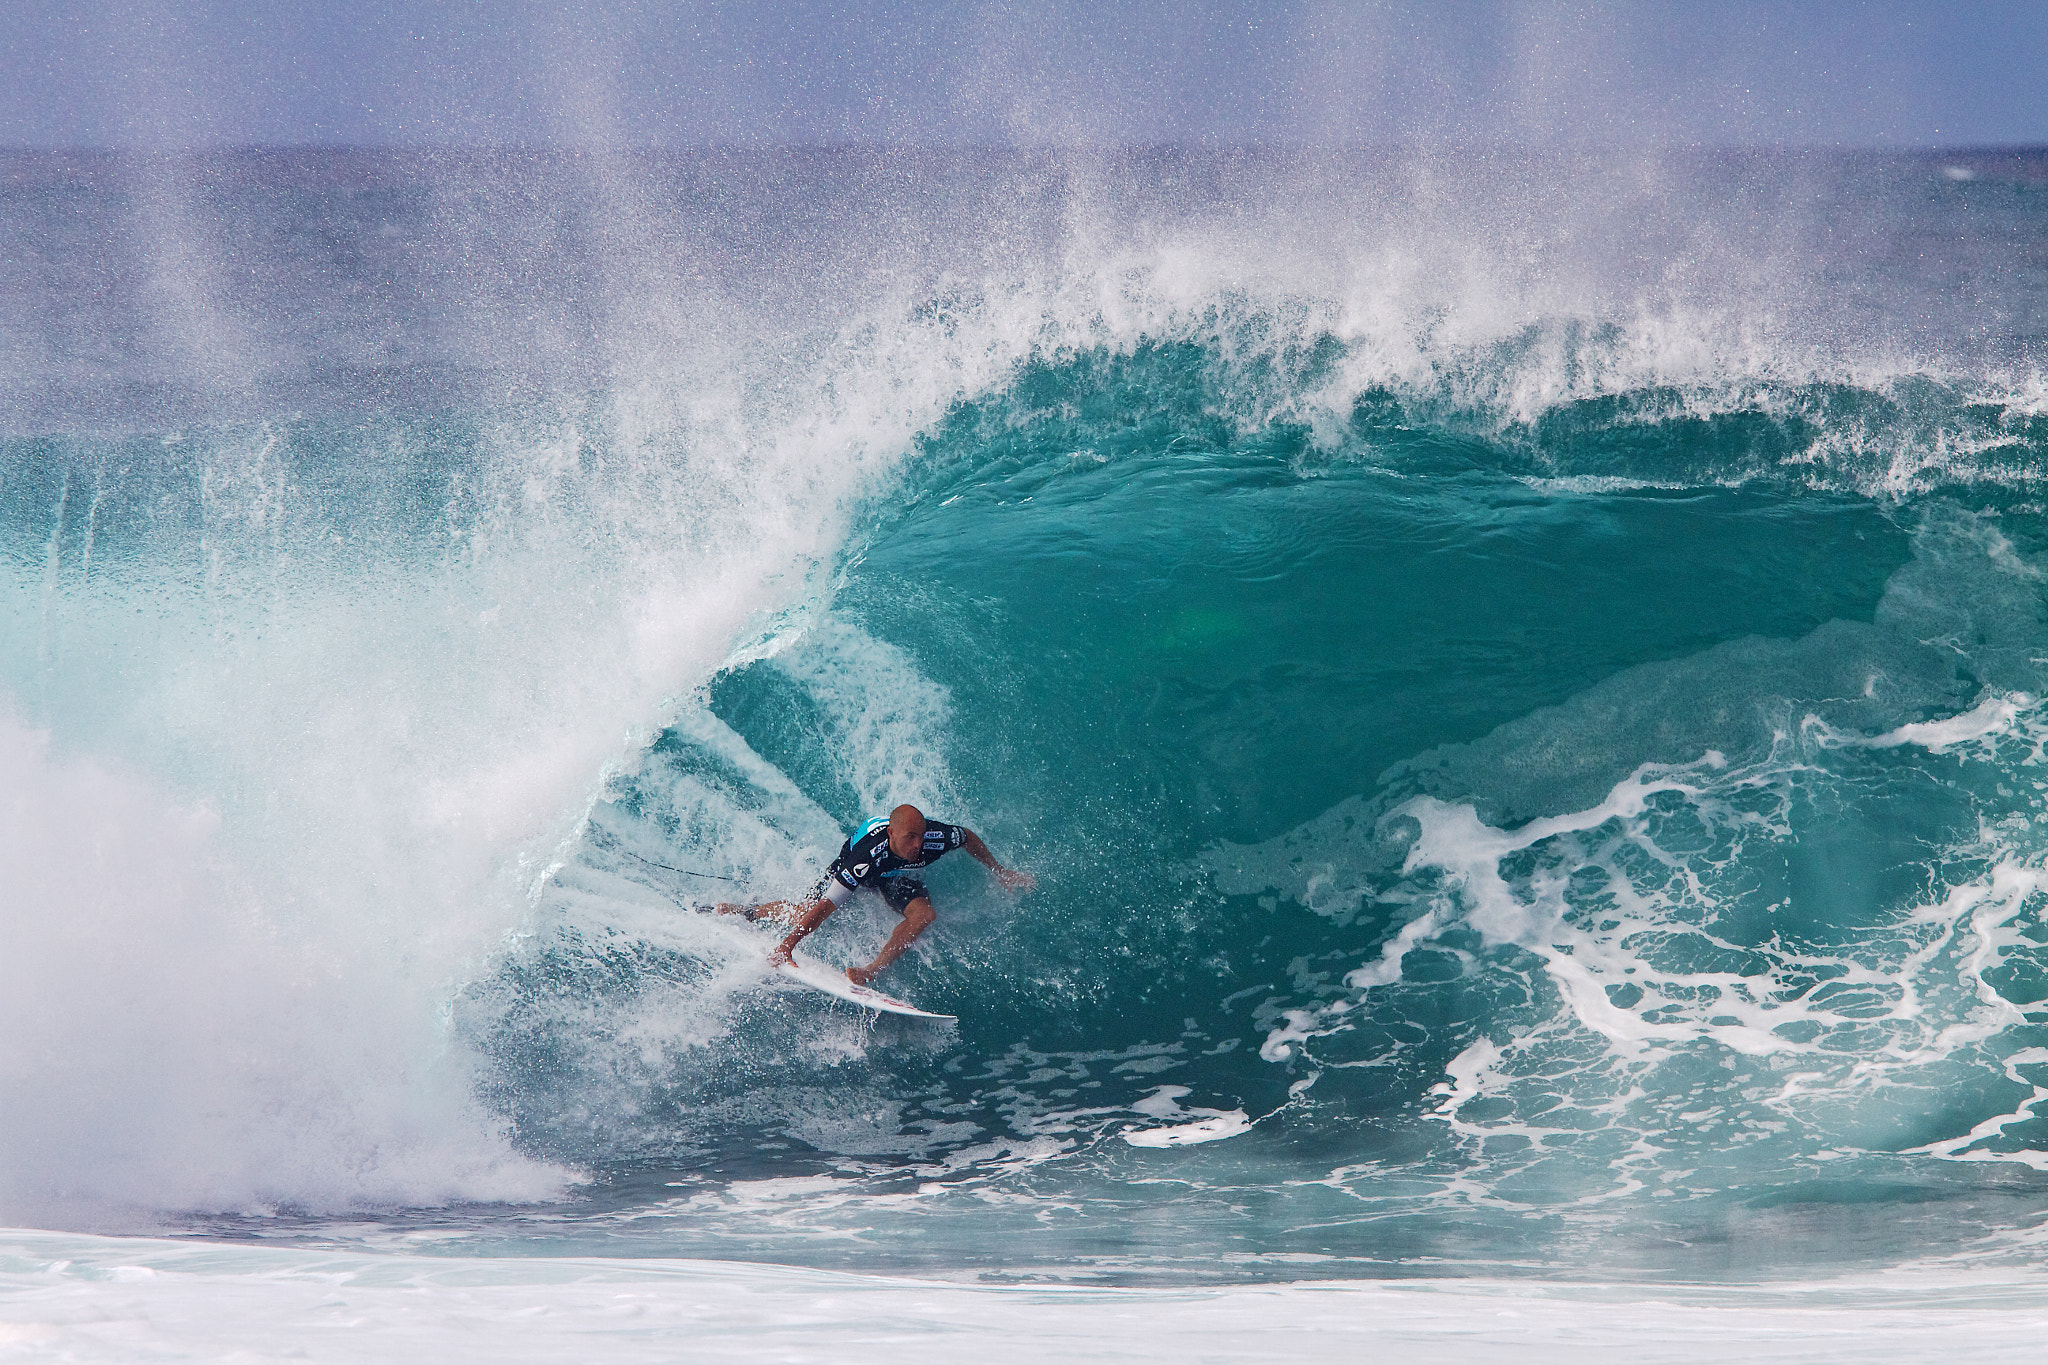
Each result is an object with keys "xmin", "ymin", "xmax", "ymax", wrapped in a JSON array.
[{"xmin": 888, "ymin": 818, "xmax": 925, "ymax": 858}]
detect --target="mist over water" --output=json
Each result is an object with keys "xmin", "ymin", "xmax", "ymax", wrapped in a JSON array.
[{"xmin": 5, "ymin": 144, "xmax": 2048, "ymax": 1297}]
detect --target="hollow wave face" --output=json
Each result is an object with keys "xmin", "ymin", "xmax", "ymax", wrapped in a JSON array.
[{"xmin": 5, "ymin": 149, "xmax": 2048, "ymax": 1278}]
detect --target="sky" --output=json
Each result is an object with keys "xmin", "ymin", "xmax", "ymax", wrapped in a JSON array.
[{"xmin": 4, "ymin": 0, "xmax": 2045, "ymax": 149}]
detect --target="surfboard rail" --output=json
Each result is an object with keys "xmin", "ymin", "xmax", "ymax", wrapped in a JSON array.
[{"xmin": 773, "ymin": 957, "xmax": 956, "ymax": 1020}]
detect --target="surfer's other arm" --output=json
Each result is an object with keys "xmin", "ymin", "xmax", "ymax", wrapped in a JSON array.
[{"xmin": 960, "ymin": 827, "xmax": 1035, "ymax": 891}]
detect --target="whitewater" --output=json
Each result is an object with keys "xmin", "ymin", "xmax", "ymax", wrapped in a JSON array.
[{"xmin": 7, "ymin": 145, "xmax": 2048, "ymax": 1359}]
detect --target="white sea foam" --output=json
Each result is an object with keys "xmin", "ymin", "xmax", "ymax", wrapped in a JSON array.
[
  {"xmin": 1814, "ymin": 691, "xmax": 2036, "ymax": 754},
  {"xmin": 1249, "ymin": 697, "xmax": 2048, "ymax": 1197},
  {"xmin": 1120, "ymin": 1085, "xmax": 1254, "ymax": 1147},
  {"xmin": 5, "ymin": 1229, "xmax": 2048, "ymax": 1364},
  {"xmin": 0, "ymin": 715, "xmax": 568, "ymax": 1224}
]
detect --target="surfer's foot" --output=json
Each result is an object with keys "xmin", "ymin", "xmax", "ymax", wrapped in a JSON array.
[
  {"xmin": 715, "ymin": 902, "xmax": 777, "ymax": 923},
  {"xmin": 846, "ymin": 965, "xmax": 878, "ymax": 987}
]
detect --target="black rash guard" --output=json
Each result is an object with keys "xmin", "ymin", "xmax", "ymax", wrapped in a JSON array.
[{"xmin": 814, "ymin": 816, "xmax": 967, "ymax": 912}]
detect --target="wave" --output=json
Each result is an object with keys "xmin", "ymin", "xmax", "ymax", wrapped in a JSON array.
[{"xmin": 5, "ymin": 150, "xmax": 2048, "ymax": 1270}]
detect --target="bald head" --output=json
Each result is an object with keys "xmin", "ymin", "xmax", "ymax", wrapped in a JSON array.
[{"xmin": 887, "ymin": 804, "xmax": 926, "ymax": 857}]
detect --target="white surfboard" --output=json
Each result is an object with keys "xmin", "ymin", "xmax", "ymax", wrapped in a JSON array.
[{"xmin": 773, "ymin": 956, "xmax": 956, "ymax": 1020}]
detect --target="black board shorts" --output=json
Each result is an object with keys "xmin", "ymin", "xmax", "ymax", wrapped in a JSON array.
[
  {"xmin": 877, "ymin": 877, "xmax": 931, "ymax": 912},
  {"xmin": 812, "ymin": 873, "xmax": 930, "ymax": 914}
]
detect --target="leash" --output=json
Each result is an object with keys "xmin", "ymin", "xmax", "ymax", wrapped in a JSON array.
[{"xmin": 613, "ymin": 844, "xmax": 740, "ymax": 882}]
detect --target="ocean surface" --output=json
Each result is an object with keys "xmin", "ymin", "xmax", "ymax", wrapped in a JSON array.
[{"xmin": 7, "ymin": 146, "xmax": 2048, "ymax": 1358}]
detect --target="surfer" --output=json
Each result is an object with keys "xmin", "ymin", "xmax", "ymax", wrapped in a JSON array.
[{"xmin": 717, "ymin": 804, "xmax": 1033, "ymax": 985}]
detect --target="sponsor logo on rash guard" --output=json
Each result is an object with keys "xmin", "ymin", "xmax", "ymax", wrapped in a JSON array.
[{"xmin": 829, "ymin": 819, "xmax": 965, "ymax": 889}]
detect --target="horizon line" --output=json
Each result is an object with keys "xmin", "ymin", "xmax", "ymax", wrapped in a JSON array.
[{"xmin": 2, "ymin": 139, "xmax": 2045, "ymax": 157}]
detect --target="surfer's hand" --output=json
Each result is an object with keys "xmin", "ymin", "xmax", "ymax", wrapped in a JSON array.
[
  {"xmin": 847, "ymin": 965, "xmax": 878, "ymax": 986},
  {"xmin": 995, "ymin": 867, "xmax": 1035, "ymax": 892},
  {"xmin": 768, "ymin": 944, "xmax": 794, "ymax": 967}
]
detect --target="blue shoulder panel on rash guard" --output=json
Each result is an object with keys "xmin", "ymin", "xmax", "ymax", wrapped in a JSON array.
[{"xmin": 826, "ymin": 815, "xmax": 964, "ymax": 898}]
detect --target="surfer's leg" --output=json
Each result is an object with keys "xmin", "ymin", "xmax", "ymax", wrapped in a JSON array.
[
  {"xmin": 849, "ymin": 894, "xmax": 935, "ymax": 986},
  {"xmin": 712, "ymin": 899, "xmax": 795, "ymax": 921}
]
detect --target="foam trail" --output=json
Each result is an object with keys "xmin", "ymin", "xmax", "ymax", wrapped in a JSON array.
[{"xmin": 1824, "ymin": 692, "xmax": 2036, "ymax": 754}]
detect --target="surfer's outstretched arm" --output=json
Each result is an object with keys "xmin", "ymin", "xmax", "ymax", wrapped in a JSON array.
[
  {"xmin": 960, "ymin": 828, "xmax": 1035, "ymax": 892},
  {"xmin": 768, "ymin": 896, "xmax": 839, "ymax": 965}
]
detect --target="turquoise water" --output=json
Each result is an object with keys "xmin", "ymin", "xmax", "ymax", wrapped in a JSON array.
[{"xmin": 6, "ymin": 149, "xmax": 2048, "ymax": 1287}]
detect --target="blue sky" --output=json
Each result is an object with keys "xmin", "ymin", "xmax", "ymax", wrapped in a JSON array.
[{"xmin": 6, "ymin": 1, "xmax": 2045, "ymax": 148}]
